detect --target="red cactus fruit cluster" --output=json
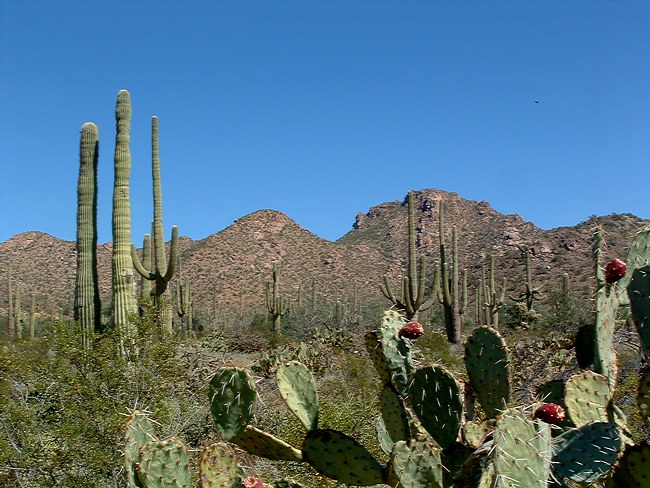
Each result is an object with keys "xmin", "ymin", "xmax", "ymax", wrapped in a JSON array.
[
  {"xmin": 399, "ymin": 321, "xmax": 424, "ymax": 340},
  {"xmin": 604, "ymin": 258, "xmax": 627, "ymax": 284},
  {"xmin": 534, "ymin": 403, "xmax": 566, "ymax": 425}
]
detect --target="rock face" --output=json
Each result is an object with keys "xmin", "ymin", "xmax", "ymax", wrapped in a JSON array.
[{"xmin": 1, "ymin": 189, "xmax": 647, "ymax": 319}]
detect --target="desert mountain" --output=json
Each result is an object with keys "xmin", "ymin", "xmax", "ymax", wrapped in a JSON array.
[{"xmin": 1, "ymin": 189, "xmax": 647, "ymax": 319}]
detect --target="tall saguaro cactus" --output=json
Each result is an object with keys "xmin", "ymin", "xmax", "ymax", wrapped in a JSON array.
[
  {"xmin": 437, "ymin": 202, "xmax": 462, "ymax": 344},
  {"xmin": 74, "ymin": 122, "xmax": 101, "ymax": 350},
  {"xmin": 111, "ymin": 90, "xmax": 138, "ymax": 356},
  {"xmin": 132, "ymin": 116, "xmax": 178, "ymax": 334},
  {"xmin": 380, "ymin": 191, "xmax": 435, "ymax": 320}
]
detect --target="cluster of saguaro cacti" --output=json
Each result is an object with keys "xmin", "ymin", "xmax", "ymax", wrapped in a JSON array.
[
  {"xmin": 380, "ymin": 193, "xmax": 467, "ymax": 343},
  {"xmin": 131, "ymin": 115, "xmax": 179, "ymax": 334},
  {"xmin": 124, "ymin": 409, "xmax": 305, "ymax": 488},
  {"xmin": 477, "ymin": 255, "xmax": 507, "ymax": 327},
  {"xmin": 435, "ymin": 202, "xmax": 465, "ymax": 343},
  {"xmin": 72, "ymin": 90, "xmax": 180, "ymax": 355},
  {"xmin": 380, "ymin": 191, "xmax": 437, "ymax": 322},
  {"xmin": 266, "ymin": 264, "xmax": 290, "ymax": 335}
]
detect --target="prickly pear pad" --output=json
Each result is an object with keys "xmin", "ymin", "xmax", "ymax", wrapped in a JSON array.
[
  {"xmin": 277, "ymin": 361, "xmax": 318, "ymax": 431},
  {"xmin": 492, "ymin": 408, "xmax": 552, "ymax": 487},
  {"xmin": 564, "ymin": 371, "xmax": 611, "ymax": 427},
  {"xmin": 607, "ymin": 443, "xmax": 650, "ymax": 488},
  {"xmin": 386, "ymin": 435, "xmax": 444, "ymax": 488},
  {"xmin": 409, "ymin": 364, "xmax": 463, "ymax": 449},
  {"xmin": 137, "ymin": 438, "xmax": 191, "ymax": 488},
  {"xmin": 198, "ymin": 442, "xmax": 246, "ymax": 488},
  {"xmin": 380, "ymin": 384, "xmax": 410, "ymax": 449},
  {"xmin": 552, "ymin": 422, "xmax": 623, "ymax": 485},
  {"xmin": 232, "ymin": 425, "xmax": 303, "ymax": 461},
  {"xmin": 124, "ymin": 410, "xmax": 156, "ymax": 488},
  {"xmin": 302, "ymin": 429, "xmax": 385, "ymax": 486},
  {"xmin": 629, "ymin": 265, "xmax": 650, "ymax": 359},
  {"xmin": 464, "ymin": 326, "xmax": 510, "ymax": 418},
  {"xmin": 378, "ymin": 310, "xmax": 412, "ymax": 396},
  {"xmin": 209, "ymin": 367, "xmax": 257, "ymax": 441},
  {"xmin": 616, "ymin": 222, "xmax": 650, "ymax": 303},
  {"xmin": 639, "ymin": 369, "xmax": 650, "ymax": 430}
]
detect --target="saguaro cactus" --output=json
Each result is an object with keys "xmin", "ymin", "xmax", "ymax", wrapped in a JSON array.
[
  {"xmin": 111, "ymin": 90, "xmax": 138, "ymax": 356},
  {"xmin": 380, "ymin": 191, "xmax": 436, "ymax": 320},
  {"xmin": 131, "ymin": 116, "xmax": 178, "ymax": 334},
  {"xmin": 437, "ymin": 202, "xmax": 463, "ymax": 343},
  {"xmin": 266, "ymin": 264, "xmax": 289, "ymax": 336},
  {"xmin": 7, "ymin": 264, "xmax": 13, "ymax": 340},
  {"xmin": 74, "ymin": 122, "xmax": 101, "ymax": 350},
  {"xmin": 484, "ymin": 255, "xmax": 507, "ymax": 327}
]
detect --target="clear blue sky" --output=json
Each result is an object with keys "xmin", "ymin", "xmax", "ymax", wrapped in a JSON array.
[{"xmin": 1, "ymin": 1, "xmax": 649, "ymax": 244}]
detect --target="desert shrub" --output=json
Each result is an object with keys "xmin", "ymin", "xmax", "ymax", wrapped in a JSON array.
[{"xmin": 0, "ymin": 316, "xmax": 205, "ymax": 487}]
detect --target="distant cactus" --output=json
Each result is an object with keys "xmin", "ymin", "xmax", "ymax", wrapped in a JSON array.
[
  {"xmin": 7, "ymin": 264, "xmax": 13, "ymax": 340},
  {"xmin": 74, "ymin": 122, "xmax": 101, "ymax": 350},
  {"xmin": 483, "ymin": 255, "xmax": 506, "ymax": 327},
  {"xmin": 111, "ymin": 90, "xmax": 138, "ymax": 357},
  {"xmin": 266, "ymin": 264, "xmax": 289, "ymax": 336},
  {"xmin": 436, "ymin": 202, "xmax": 464, "ymax": 343},
  {"xmin": 380, "ymin": 191, "xmax": 436, "ymax": 321}
]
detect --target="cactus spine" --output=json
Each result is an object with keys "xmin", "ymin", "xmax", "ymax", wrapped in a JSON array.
[
  {"xmin": 74, "ymin": 122, "xmax": 101, "ymax": 350},
  {"xmin": 437, "ymin": 202, "xmax": 462, "ymax": 343},
  {"xmin": 111, "ymin": 90, "xmax": 138, "ymax": 356},
  {"xmin": 266, "ymin": 264, "xmax": 289, "ymax": 335},
  {"xmin": 132, "ymin": 116, "xmax": 178, "ymax": 334},
  {"xmin": 380, "ymin": 191, "xmax": 435, "ymax": 320}
]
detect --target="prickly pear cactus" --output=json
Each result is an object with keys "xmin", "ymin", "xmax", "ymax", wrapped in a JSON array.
[
  {"xmin": 386, "ymin": 435, "xmax": 444, "ymax": 488},
  {"xmin": 231, "ymin": 425, "xmax": 302, "ymax": 461},
  {"xmin": 552, "ymin": 422, "xmax": 623, "ymax": 485},
  {"xmin": 409, "ymin": 364, "xmax": 463, "ymax": 449},
  {"xmin": 198, "ymin": 442, "xmax": 245, "ymax": 488},
  {"xmin": 367, "ymin": 310, "xmax": 412, "ymax": 396},
  {"xmin": 378, "ymin": 384, "xmax": 410, "ymax": 450},
  {"xmin": 208, "ymin": 367, "xmax": 257, "ymax": 441},
  {"xmin": 607, "ymin": 442, "xmax": 650, "ymax": 488},
  {"xmin": 564, "ymin": 370, "xmax": 610, "ymax": 427},
  {"xmin": 490, "ymin": 408, "xmax": 552, "ymax": 487},
  {"xmin": 464, "ymin": 326, "xmax": 511, "ymax": 418},
  {"xmin": 628, "ymin": 265, "xmax": 650, "ymax": 359},
  {"xmin": 124, "ymin": 410, "xmax": 156, "ymax": 488},
  {"xmin": 301, "ymin": 429, "xmax": 384, "ymax": 486},
  {"xmin": 137, "ymin": 438, "xmax": 191, "ymax": 488},
  {"xmin": 639, "ymin": 369, "xmax": 650, "ymax": 431},
  {"xmin": 276, "ymin": 360, "xmax": 318, "ymax": 431}
]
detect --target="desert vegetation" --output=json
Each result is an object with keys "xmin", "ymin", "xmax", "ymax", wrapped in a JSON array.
[{"xmin": 1, "ymin": 91, "xmax": 649, "ymax": 487}]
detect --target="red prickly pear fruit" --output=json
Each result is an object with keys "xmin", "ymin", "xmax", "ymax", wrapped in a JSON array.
[
  {"xmin": 534, "ymin": 403, "xmax": 566, "ymax": 424},
  {"xmin": 242, "ymin": 478, "xmax": 265, "ymax": 488},
  {"xmin": 604, "ymin": 258, "xmax": 627, "ymax": 284},
  {"xmin": 399, "ymin": 321, "xmax": 424, "ymax": 340},
  {"xmin": 242, "ymin": 476, "xmax": 264, "ymax": 488}
]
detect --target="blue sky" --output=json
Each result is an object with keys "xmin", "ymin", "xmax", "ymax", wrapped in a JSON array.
[{"xmin": 1, "ymin": 1, "xmax": 649, "ymax": 244}]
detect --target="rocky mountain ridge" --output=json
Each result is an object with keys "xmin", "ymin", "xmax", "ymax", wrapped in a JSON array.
[{"xmin": 1, "ymin": 189, "xmax": 647, "ymax": 320}]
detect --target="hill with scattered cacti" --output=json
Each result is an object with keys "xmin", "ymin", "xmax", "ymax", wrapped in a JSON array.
[{"xmin": 0, "ymin": 188, "xmax": 647, "ymax": 319}]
